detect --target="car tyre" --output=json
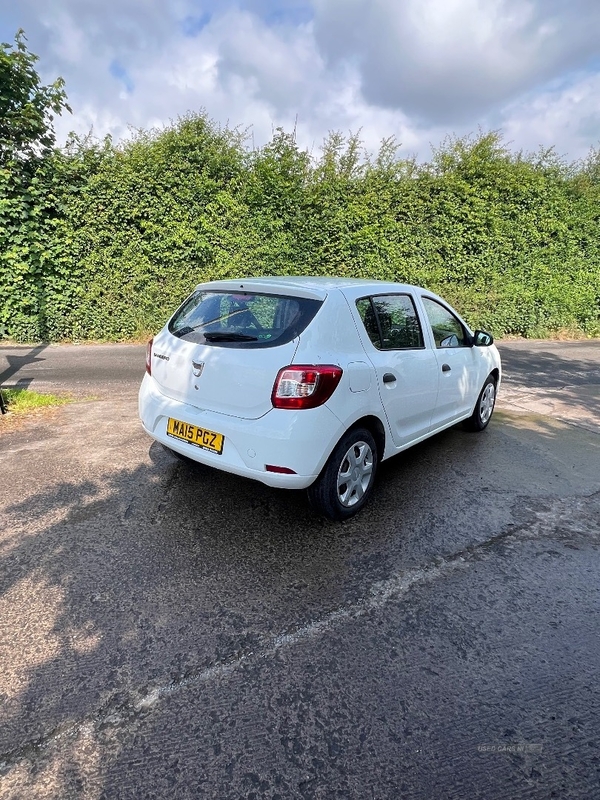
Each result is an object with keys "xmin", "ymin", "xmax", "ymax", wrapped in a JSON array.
[
  {"xmin": 307, "ymin": 427, "xmax": 378, "ymax": 521},
  {"xmin": 464, "ymin": 374, "xmax": 497, "ymax": 432}
]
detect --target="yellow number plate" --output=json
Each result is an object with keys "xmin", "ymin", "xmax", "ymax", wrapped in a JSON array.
[{"xmin": 166, "ymin": 418, "xmax": 224, "ymax": 454}]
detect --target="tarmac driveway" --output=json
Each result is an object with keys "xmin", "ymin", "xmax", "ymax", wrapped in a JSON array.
[{"xmin": 0, "ymin": 340, "xmax": 599, "ymax": 799}]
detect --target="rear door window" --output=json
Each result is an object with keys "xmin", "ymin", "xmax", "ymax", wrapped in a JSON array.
[
  {"xmin": 168, "ymin": 291, "xmax": 322, "ymax": 348},
  {"xmin": 356, "ymin": 295, "xmax": 424, "ymax": 350}
]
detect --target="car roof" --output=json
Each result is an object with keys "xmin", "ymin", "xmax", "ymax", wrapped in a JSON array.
[{"xmin": 195, "ymin": 276, "xmax": 421, "ymax": 300}]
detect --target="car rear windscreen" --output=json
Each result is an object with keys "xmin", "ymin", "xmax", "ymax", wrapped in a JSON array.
[{"xmin": 168, "ymin": 290, "xmax": 323, "ymax": 348}]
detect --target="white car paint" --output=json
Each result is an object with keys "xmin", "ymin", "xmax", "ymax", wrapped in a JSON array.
[{"xmin": 139, "ymin": 277, "xmax": 501, "ymax": 498}]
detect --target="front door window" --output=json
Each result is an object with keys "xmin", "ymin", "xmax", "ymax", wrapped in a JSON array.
[{"xmin": 421, "ymin": 297, "xmax": 469, "ymax": 348}]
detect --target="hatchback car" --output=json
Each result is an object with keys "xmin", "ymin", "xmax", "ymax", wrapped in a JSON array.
[{"xmin": 139, "ymin": 277, "xmax": 501, "ymax": 519}]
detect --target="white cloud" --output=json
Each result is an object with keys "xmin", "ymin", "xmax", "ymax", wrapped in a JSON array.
[
  {"xmin": 499, "ymin": 71, "xmax": 600, "ymax": 160},
  {"xmin": 312, "ymin": 0, "xmax": 600, "ymax": 124},
  {"xmin": 2, "ymin": 0, "xmax": 600, "ymax": 161}
]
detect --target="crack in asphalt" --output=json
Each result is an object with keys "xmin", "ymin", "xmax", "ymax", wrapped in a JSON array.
[{"xmin": 1, "ymin": 490, "xmax": 599, "ymax": 775}]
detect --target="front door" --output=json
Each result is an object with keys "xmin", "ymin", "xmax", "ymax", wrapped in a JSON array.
[{"xmin": 419, "ymin": 296, "xmax": 478, "ymax": 427}]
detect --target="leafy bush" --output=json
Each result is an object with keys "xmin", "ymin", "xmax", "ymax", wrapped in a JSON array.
[{"xmin": 0, "ymin": 79, "xmax": 598, "ymax": 341}]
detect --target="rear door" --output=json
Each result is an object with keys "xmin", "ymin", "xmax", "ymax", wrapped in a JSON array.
[{"xmin": 354, "ymin": 293, "xmax": 440, "ymax": 448}]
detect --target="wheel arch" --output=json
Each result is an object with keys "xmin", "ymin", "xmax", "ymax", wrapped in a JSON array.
[
  {"xmin": 307, "ymin": 415, "xmax": 383, "ymax": 520},
  {"xmin": 346, "ymin": 414, "xmax": 386, "ymax": 461},
  {"xmin": 470, "ymin": 368, "xmax": 500, "ymax": 415}
]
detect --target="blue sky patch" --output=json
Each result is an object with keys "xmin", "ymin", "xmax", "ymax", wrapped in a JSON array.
[
  {"xmin": 109, "ymin": 60, "xmax": 134, "ymax": 93},
  {"xmin": 182, "ymin": 11, "xmax": 212, "ymax": 37},
  {"xmin": 0, "ymin": 13, "xmax": 20, "ymax": 46},
  {"xmin": 264, "ymin": 3, "xmax": 313, "ymax": 27},
  {"xmin": 181, "ymin": 0, "xmax": 313, "ymax": 28}
]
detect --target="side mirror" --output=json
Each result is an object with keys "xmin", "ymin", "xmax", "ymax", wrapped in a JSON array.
[{"xmin": 473, "ymin": 329, "xmax": 494, "ymax": 347}]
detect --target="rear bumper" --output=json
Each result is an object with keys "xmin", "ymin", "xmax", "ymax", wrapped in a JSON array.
[{"xmin": 138, "ymin": 374, "xmax": 344, "ymax": 489}]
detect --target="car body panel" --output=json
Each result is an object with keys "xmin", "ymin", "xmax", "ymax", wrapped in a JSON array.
[
  {"xmin": 139, "ymin": 277, "xmax": 502, "ymax": 496},
  {"xmin": 139, "ymin": 372, "xmax": 346, "ymax": 489},
  {"xmin": 414, "ymin": 291, "xmax": 501, "ymax": 427},
  {"xmin": 149, "ymin": 328, "xmax": 299, "ymax": 420},
  {"xmin": 370, "ymin": 348, "xmax": 440, "ymax": 446}
]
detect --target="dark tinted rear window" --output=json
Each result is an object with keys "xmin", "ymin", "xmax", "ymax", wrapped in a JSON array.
[
  {"xmin": 356, "ymin": 294, "xmax": 424, "ymax": 349},
  {"xmin": 168, "ymin": 290, "xmax": 322, "ymax": 347}
]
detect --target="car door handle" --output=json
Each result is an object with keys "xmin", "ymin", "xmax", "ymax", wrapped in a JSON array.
[
  {"xmin": 382, "ymin": 373, "xmax": 396, "ymax": 383},
  {"xmin": 441, "ymin": 364, "xmax": 451, "ymax": 373}
]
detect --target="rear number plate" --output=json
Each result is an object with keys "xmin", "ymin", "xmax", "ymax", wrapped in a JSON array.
[{"xmin": 166, "ymin": 418, "xmax": 224, "ymax": 454}]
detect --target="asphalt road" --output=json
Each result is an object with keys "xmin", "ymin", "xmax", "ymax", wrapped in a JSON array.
[
  {"xmin": 2, "ymin": 337, "xmax": 599, "ymax": 397},
  {"xmin": 0, "ymin": 340, "xmax": 599, "ymax": 799}
]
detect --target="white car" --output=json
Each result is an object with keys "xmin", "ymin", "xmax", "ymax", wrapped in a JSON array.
[{"xmin": 139, "ymin": 277, "xmax": 501, "ymax": 520}]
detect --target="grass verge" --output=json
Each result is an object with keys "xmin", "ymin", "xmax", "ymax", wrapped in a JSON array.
[{"xmin": 0, "ymin": 388, "xmax": 73, "ymax": 414}]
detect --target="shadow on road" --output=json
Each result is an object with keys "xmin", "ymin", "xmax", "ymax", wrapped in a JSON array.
[
  {"xmin": 0, "ymin": 343, "xmax": 48, "ymax": 394},
  {"xmin": 497, "ymin": 345, "xmax": 600, "ymax": 388},
  {"xmin": 0, "ymin": 420, "xmax": 514, "ymax": 796},
  {"xmin": 496, "ymin": 347, "xmax": 600, "ymax": 432},
  {"xmin": 0, "ymin": 439, "xmax": 389, "ymax": 795},
  {"xmin": 1, "ymin": 392, "xmax": 599, "ymax": 796}
]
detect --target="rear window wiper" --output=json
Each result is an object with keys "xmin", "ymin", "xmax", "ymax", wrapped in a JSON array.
[
  {"xmin": 172, "ymin": 325, "xmax": 194, "ymax": 338},
  {"xmin": 203, "ymin": 332, "xmax": 258, "ymax": 342}
]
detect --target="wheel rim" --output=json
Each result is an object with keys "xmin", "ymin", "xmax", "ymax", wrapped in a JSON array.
[
  {"xmin": 479, "ymin": 382, "xmax": 496, "ymax": 424},
  {"xmin": 336, "ymin": 440, "xmax": 374, "ymax": 508}
]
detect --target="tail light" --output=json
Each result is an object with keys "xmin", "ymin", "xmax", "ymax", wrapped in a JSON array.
[
  {"xmin": 145, "ymin": 337, "xmax": 153, "ymax": 375},
  {"xmin": 272, "ymin": 365, "xmax": 343, "ymax": 409}
]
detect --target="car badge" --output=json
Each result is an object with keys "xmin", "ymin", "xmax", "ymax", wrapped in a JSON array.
[{"xmin": 192, "ymin": 360, "xmax": 205, "ymax": 378}]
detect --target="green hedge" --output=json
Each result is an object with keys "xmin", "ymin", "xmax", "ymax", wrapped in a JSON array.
[{"xmin": 1, "ymin": 116, "xmax": 599, "ymax": 341}]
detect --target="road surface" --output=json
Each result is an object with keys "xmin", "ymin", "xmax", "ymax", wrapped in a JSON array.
[{"xmin": 0, "ymin": 339, "xmax": 599, "ymax": 799}]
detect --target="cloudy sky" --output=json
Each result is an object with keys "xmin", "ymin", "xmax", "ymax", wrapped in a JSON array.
[{"xmin": 2, "ymin": 0, "xmax": 600, "ymax": 161}]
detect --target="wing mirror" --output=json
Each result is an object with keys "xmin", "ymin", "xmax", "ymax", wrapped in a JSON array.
[{"xmin": 472, "ymin": 329, "xmax": 494, "ymax": 347}]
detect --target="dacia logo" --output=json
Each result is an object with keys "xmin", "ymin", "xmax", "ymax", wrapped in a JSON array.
[{"xmin": 192, "ymin": 361, "xmax": 205, "ymax": 378}]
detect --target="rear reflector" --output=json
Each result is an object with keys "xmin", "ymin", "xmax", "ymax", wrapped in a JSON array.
[
  {"xmin": 271, "ymin": 364, "xmax": 343, "ymax": 409},
  {"xmin": 265, "ymin": 465, "xmax": 297, "ymax": 474},
  {"xmin": 145, "ymin": 337, "xmax": 153, "ymax": 375}
]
